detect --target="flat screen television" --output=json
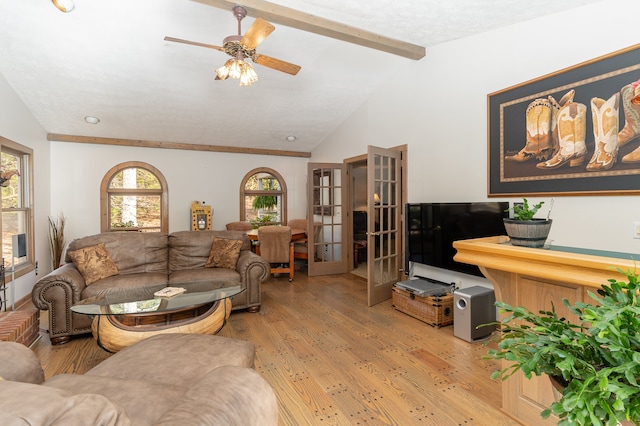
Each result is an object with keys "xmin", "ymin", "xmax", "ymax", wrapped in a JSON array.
[{"xmin": 404, "ymin": 202, "xmax": 509, "ymax": 277}]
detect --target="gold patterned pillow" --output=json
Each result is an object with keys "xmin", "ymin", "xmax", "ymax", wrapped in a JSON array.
[
  {"xmin": 205, "ymin": 238, "xmax": 243, "ymax": 269},
  {"xmin": 68, "ymin": 243, "xmax": 119, "ymax": 285}
]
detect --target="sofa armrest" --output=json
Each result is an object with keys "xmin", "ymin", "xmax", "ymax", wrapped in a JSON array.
[
  {"xmin": 153, "ymin": 365, "xmax": 278, "ymax": 426},
  {"xmin": 0, "ymin": 342, "xmax": 44, "ymax": 384},
  {"xmin": 235, "ymin": 250, "xmax": 269, "ymax": 310},
  {"xmin": 31, "ymin": 263, "xmax": 92, "ymax": 343},
  {"xmin": 32, "ymin": 263, "xmax": 87, "ymax": 310}
]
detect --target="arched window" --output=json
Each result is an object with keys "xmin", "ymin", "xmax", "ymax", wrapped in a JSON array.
[
  {"xmin": 240, "ymin": 168, "xmax": 287, "ymax": 227},
  {"xmin": 101, "ymin": 162, "xmax": 168, "ymax": 233}
]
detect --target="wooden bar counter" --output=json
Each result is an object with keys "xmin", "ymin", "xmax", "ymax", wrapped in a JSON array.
[{"xmin": 453, "ymin": 236, "xmax": 637, "ymax": 426}]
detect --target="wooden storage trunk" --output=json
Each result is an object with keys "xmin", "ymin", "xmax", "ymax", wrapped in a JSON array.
[{"xmin": 392, "ymin": 286, "xmax": 453, "ymax": 328}]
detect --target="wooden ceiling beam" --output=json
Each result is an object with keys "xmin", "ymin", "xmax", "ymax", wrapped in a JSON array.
[
  {"xmin": 193, "ymin": 0, "xmax": 426, "ymax": 60},
  {"xmin": 47, "ymin": 134, "xmax": 312, "ymax": 158}
]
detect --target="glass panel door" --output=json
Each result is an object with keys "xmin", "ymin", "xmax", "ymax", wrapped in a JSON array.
[
  {"xmin": 307, "ymin": 163, "xmax": 347, "ymax": 276},
  {"xmin": 367, "ymin": 146, "xmax": 402, "ymax": 306}
]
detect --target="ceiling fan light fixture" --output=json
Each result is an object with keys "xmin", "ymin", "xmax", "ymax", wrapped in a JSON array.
[
  {"xmin": 228, "ymin": 59, "xmax": 243, "ymax": 80},
  {"xmin": 215, "ymin": 59, "xmax": 234, "ymax": 80},
  {"xmin": 165, "ymin": 4, "xmax": 300, "ymax": 87},
  {"xmin": 239, "ymin": 63, "xmax": 258, "ymax": 86}
]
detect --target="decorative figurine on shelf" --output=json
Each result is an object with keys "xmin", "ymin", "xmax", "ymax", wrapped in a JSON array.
[
  {"xmin": 191, "ymin": 201, "xmax": 212, "ymax": 231},
  {"xmin": 0, "ymin": 170, "xmax": 19, "ymax": 187}
]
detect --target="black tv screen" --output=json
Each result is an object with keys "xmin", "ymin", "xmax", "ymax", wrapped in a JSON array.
[{"xmin": 404, "ymin": 202, "xmax": 509, "ymax": 277}]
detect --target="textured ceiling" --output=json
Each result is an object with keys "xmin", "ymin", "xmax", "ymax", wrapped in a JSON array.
[{"xmin": 0, "ymin": 0, "xmax": 603, "ymax": 154}]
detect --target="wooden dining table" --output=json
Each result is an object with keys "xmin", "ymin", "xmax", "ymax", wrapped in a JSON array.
[{"xmin": 246, "ymin": 228, "xmax": 307, "ymax": 241}]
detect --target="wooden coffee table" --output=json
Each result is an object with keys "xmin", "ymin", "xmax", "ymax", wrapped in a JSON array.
[{"xmin": 71, "ymin": 283, "xmax": 243, "ymax": 352}]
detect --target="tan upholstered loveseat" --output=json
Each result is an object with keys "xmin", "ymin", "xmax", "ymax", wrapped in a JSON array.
[
  {"xmin": 32, "ymin": 230, "xmax": 269, "ymax": 344},
  {"xmin": 0, "ymin": 333, "xmax": 278, "ymax": 425}
]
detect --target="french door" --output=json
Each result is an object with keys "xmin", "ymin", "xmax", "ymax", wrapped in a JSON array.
[
  {"xmin": 367, "ymin": 146, "xmax": 402, "ymax": 306},
  {"xmin": 307, "ymin": 162, "xmax": 348, "ymax": 276}
]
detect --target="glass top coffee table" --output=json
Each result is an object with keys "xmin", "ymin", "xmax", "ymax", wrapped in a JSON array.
[{"xmin": 72, "ymin": 283, "xmax": 244, "ymax": 352}]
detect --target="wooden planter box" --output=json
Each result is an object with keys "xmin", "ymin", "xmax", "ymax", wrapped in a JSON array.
[{"xmin": 392, "ymin": 286, "xmax": 453, "ymax": 328}]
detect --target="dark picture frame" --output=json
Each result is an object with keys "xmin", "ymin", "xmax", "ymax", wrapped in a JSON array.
[{"xmin": 488, "ymin": 43, "xmax": 640, "ymax": 196}]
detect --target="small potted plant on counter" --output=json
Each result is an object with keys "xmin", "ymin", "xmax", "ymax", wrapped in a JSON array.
[
  {"xmin": 503, "ymin": 198, "xmax": 553, "ymax": 248},
  {"xmin": 484, "ymin": 269, "xmax": 640, "ymax": 425}
]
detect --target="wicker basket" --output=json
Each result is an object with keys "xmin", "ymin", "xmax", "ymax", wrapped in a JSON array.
[{"xmin": 392, "ymin": 286, "xmax": 453, "ymax": 328}]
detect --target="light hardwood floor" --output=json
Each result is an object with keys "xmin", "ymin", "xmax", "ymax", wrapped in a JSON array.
[{"xmin": 30, "ymin": 271, "xmax": 521, "ymax": 425}]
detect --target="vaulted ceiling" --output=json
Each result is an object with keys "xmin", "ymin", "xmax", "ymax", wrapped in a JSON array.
[{"xmin": 0, "ymin": 0, "xmax": 602, "ymax": 156}]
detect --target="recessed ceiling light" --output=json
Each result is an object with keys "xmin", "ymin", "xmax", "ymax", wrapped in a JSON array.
[
  {"xmin": 286, "ymin": 135, "xmax": 296, "ymax": 142},
  {"xmin": 52, "ymin": 0, "xmax": 75, "ymax": 13},
  {"xmin": 84, "ymin": 116, "xmax": 100, "ymax": 124}
]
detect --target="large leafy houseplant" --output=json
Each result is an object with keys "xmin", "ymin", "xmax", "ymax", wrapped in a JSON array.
[{"xmin": 485, "ymin": 270, "xmax": 640, "ymax": 425}]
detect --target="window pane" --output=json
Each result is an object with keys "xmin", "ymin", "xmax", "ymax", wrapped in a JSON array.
[
  {"xmin": 244, "ymin": 173, "xmax": 280, "ymax": 191},
  {"xmin": 1, "ymin": 152, "xmax": 22, "ymax": 209},
  {"xmin": 244, "ymin": 194, "xmax": 281, "ymax": 226},
  {"xmin": 109, "ymin": 168, "xmax": 160, "ymax": 189},
  {"xmin": 109, "ymin": 195, "xmax": 161, "ymax": 229},
  {"xmin": 2, "ymin": 211, "xmax": 27, "ymax": 268}
]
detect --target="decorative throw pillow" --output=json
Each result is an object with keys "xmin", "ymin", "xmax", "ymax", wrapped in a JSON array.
[
  {"xmin": 205, "ymin": 238, "xmax": 242, "ymax": 269},
  {"xmin": 68, "ymin": 243, "xmax": 119, "ymax": 285}
]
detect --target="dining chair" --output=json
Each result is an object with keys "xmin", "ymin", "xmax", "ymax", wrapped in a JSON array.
[
  {"xmin": 287, "ymin": 219, "xmax": 308, "ymax": 261},
  {"xmin": 225, "ymin": 221, "xmax": 253, "ymax": 232},
  {"xmin": 287, "ymin": 219, "xmax": 322, "ymax": 262},
  {"xmin": 257, "ymin": 226, "xmax": 294, "ymax": 281}
]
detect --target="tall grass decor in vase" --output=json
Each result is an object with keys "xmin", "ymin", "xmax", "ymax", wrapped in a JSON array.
[{"xmin": 48, "ymin": 213, "xmax": 66, "ymax": 270}]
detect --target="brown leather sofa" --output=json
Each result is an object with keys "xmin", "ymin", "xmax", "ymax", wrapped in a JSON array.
[
  {"xmin": 0, "ymin": 333, "xmax": 278, "ymax": 425},
  {"xmin": 32, "ymin": 230, "xmax": 269, "ymax": 344}
]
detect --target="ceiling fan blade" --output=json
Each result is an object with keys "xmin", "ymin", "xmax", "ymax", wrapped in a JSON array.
[
  {"xmin": 240, "ymin": 18, "xmax": 275, "ymax": 50},
  {"xmin": 254, "ymin": 54, "xmax": 301, "ymax": 76},
  {"xmin": 164, "ymin": 36, "xmax": 225, "ymax": 52}
]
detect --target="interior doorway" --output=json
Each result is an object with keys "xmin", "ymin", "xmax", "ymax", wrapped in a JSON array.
[{"xmin": 350, "ymin": 160, "xmax": 368, "ymax": 279}]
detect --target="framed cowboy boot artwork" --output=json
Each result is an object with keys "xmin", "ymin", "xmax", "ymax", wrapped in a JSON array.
[{"xmin": 488, "ymin": 43, "xmax": 640, "ymax": 196}]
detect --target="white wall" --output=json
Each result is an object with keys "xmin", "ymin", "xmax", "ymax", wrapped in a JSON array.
[
  {"xmin": 313, "ymin": 0, "xmax": 640, "ymax": 286},
  {"xmin": 50, "ymin": 141, "xmax": 308, "ymax": 253},
  {"xmin": 0, "ymin": 75, "xmax": 51, "ymax": 303}
]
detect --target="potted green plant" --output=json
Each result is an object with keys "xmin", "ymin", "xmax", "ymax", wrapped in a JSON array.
[
  {"xmin": 484, "ymin": 270, "xmax": 640, "ymax": 425},
  {"xmin": 503, "ymin": 198, "xmax": 552, "ymax": 247},
  {"xmin": 250, "ymin": 213, "xmax": 277, "ymax": 229}
]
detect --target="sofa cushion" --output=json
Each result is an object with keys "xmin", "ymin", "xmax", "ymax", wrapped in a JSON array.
[
  {"xmin": 45, "ymin": 374, "xmax": 187, "ymax": 426},
  {"xmin": 169, "ymin": 230, "xmax": 249, "ymax": 272},
  {"xmin": 86, "ymin": 334, "xmax": 255, "ymax": 387},
  {"xmin": 81, "ymin": 272, "xmax": 168, "ymax": 301},
  {"xmin": 154, "ymin": 366, "xmax": 278, "ymax": 426},
  {"xmin": 68, "ymin": 243, "xmax": 119, "ymax": 285},
  {"xmin": 0, "ymin": 380, "xmax": 131, "ymax": 425},
  {"xmin": 205, "ymin": 237, "xmax": 243, "ymax": 269},
  {"xmin": 169, "ymin": 268, "xmax": 240, "ymax": 286},
  {"xmin": 0, "ymin": 341, "xmax": 44, "ymax": 384},
  {"xmin": 66, "ymin": 232, "xmax": 169, "ymax": 275}
]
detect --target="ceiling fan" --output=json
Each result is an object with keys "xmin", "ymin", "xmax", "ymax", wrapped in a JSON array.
[{"xmin": 164, "ymin": 5, "xmax": 301, "ymax": 86}]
